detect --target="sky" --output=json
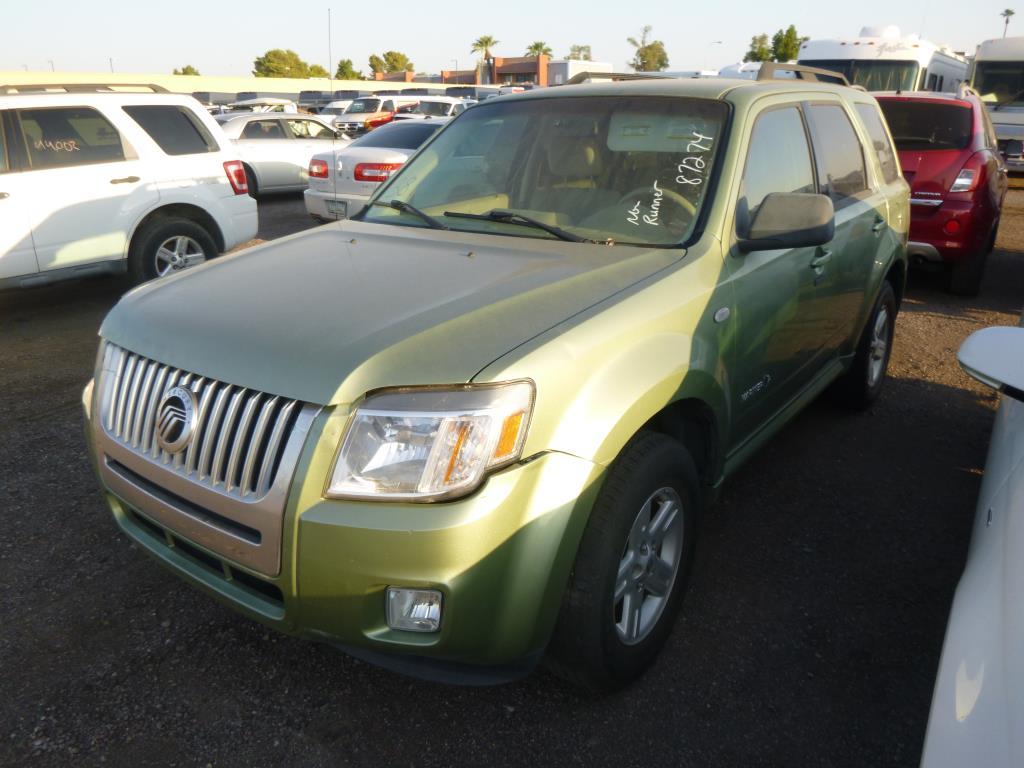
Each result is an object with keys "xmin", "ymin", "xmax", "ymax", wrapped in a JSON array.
[{"xmin": 1, "ymin": 1, "xmax": 1017, "ymax": 77}]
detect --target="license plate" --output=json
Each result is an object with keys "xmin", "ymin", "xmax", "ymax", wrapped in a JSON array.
[{"xmin": 326, "ymin": 200, "xmax": 348, "ymax": 218}]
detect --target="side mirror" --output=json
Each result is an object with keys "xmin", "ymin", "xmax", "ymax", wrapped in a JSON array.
[
  {"xmin": 738, "ymin": 192, "xmax": 835, "ymax": 253},
  {"xmin": 1001, "ymin": 139, "xmax": 1023, "ymax": 159},
  {"xmin": 958, "ymin": 326, "xmax": 1024, "ymax": 400}
]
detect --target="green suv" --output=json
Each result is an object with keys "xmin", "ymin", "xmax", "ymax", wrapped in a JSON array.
[{"xmin": 83, "ymin": 73, "xmax": 909, "ymax": 690}]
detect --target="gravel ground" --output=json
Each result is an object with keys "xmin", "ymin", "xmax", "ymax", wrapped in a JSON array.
[{"xmin": 1, "ymin": 192, "xmax": 1022, "ymax": 767}]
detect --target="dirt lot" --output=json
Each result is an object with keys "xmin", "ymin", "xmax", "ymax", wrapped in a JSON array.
[{"xmin": 1, "ymin": 192, "xmax": 1022, "ymax": 767}]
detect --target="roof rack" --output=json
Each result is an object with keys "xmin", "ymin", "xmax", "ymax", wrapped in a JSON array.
[
  {"xmin": 956, "ymin": 82, "xmax": 980, "ymax": 100},
  {"xmin": 756, "ymin": 63, "xmax": 850, "ymax": 86},
  {"xmin": 0, "ymin": 83, "xmax": 169, "ymax": 94},
  {"xmin": 564, "ymin": 71, "xmax": 668, "ymax": 86}
]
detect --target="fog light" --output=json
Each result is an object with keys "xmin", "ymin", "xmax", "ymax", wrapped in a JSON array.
[{"xmin": 386, "ymin": 588, "xmax": 442, "ymax": 633}]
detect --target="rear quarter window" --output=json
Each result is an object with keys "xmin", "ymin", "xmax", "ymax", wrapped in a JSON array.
[
  {"xmin": 806, "ymin": 104, "xmax": 868, "ymax": 208},
  {"xmin": 17, "ymin": 107, "xmax": 126, "ymax": 169},
  {"xmin": 854, "ymin": 103, "xmax": 900, "ymax": 184},
  {"xmin": 123, "ymin": 105, "xmax": 219, "ymax": 155}
]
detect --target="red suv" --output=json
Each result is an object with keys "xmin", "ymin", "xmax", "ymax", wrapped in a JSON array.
[{"xmin": 876, "ymin": 89, "xmax": 1008, "ymax": 295}]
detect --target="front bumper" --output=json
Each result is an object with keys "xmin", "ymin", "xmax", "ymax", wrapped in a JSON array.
[
  {"xmin": 303, "ymin": 188, "xmax": 370, "ymax": 221},
  {"xmin": 86, "ymin": 388, "xmax": 604, "ymax": 681}
]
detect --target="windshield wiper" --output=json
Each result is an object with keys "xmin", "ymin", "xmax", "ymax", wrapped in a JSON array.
[
  {"xmin": 443, "ymin": 208, "xmax": 596, "ymax": 243},
  {"xmin": 369, "ymin": 199, "xmax": 448, "ymax": 230},
  {"xmin": 994, "ymin": 88, "xmax": 1024, "ymax": 111}
]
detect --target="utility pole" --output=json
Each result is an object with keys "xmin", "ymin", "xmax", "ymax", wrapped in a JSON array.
[{"xmin": 109, "ymin": 58, "xmax": 114, "ymax": 73}]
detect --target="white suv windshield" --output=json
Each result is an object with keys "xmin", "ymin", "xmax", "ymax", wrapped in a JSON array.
[
  {"xmin": 362, "ymin": 96, "xmax": 728, "ymax": 246},
  {"xmin": 346, "ymin": 99, "xmax": 382, "ymax": 114}
]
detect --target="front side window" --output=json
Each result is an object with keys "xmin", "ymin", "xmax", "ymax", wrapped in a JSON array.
[
  {"xmin": 740, "ymin": 107, "xmax": 815, "ymax": 227},
  {"xmin": 123, "ymin": 105, "xmax": 218, "ymax": 155},
  {"xmin": 876, "ymin": 100, "xmax": 972, "ymax": 151},
  {"xmin": 287, "ymin": 119, "xmax": 335, "ymax": 139},
  {"xmin": 806, "ymin": 104, "xmax": 868, "ymax": 207},
  {"xmin": 17, "ymin": 107, "xmax": 126, "ymax": 170},
  {"xmin": 854, "ymin": 103, "xmax": 900, "ymax": 184},
  {"xmin": 0, "ymin": 118, "xmax": 8, "ymax": 173},
  {"xmin": 241, "ymin": 120, "xmax": 286, "ymax": 139},
  {"xmin": 362, "ymin": 95, "xmax": 729, "ymax": 246}
]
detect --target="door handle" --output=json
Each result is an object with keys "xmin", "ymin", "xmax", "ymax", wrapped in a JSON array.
[
  {"xmin": 872, "ymin": 216, "xmax": 886, "ymax": 234},
  {"xmin": 110, "ymin": 176, "xmax": 140, "ymax": 185},
  {"xmin": 810, "ymin": 249, "xmax": 832, "ymax": 269}
]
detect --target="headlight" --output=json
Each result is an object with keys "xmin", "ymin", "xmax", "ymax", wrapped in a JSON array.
[{"xmin": 326, "ymin": 381, "xmax": 535, "ymax": 502}]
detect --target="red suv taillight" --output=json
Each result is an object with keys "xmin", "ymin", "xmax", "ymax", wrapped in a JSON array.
[
  {"xmin": 950, "ymin": 153, "xmax": 985, "ymax": 193},
  {"xmin": 223, "ymin": 160, "xmax": 248, "ymax": 195},
  {"xmin": 309, "ymin": 159, "xmax": 329, "ymax": 179},
  {"xmin": 354, "ymin": 162, "xmax": 403, "ymax": 182},
  {"xmin": 366, "ymin": 113, "xmax": 394, "ymax": 129}
]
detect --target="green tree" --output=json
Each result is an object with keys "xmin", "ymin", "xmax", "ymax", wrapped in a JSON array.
[
  {"xmin": 308, "ymin": 64, "xmax": 329, "ymax": 78},
  {"xmin": 253, "ymin": 49, "xmax": 311, "ymax": 78},
  {"xmin": 627, "ymin": 26, "xmax": 669, "ymax": 71},
  {"xmin": 1003, "ymin": 8, "xmax": 1016, "ymax": 37},
  {"xmin": 172, "ymin": 65, "xmax": 200, "ymax": 76},
  {"xmin": 771, "ymin": 25, "xmax": 803, "ymax": 62},
  {"xmin": 382, "ymin": 50, "xmax": 414, "ymax": 72},
  {"xmin": 471, "ymin": 35, "xmax": 499, "ymax": 60},
  {"xmin": 335, "ymin": 58, "xmax": 364, "ymax": 80},
  {"xmin": 566, "ymin": 44, "xmax": 592, "ymax": 61},
  {"xmin": 368, "ymin": 54, "xmax": 386, "ymax": 75},
  {"xmin": 526, "ymin": 41, "xmax": 552, "ymax": 57},
  {"xmin": 743, "ymin": 34, "xmax": 772, "ymax": 62}
]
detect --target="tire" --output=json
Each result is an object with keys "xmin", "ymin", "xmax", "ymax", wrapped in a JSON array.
[
  {"xmin": 546, "ymin": 431, "xmax": 700, "ymax": 692},
  {"xmin": 832, "ymin": 280, "xmax": 897, "ymax": 410},
  {"xmin": 244, "ymin": 165, "xmax": 260, "ymax": 200},
  {"xmin": 947, "ymin": 233, "xmax": 993, "ymax": 296},
  {"xmin": 128, "ymin": 217, "xmax": 218, "ymax": 284}
]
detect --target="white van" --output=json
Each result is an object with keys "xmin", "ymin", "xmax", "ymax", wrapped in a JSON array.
[{"xmin": 970, "ymin": 36, "xmax": 1024, "ymax": 167}]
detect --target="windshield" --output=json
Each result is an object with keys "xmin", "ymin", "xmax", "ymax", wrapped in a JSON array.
[
  {"xmin": 413, "ymin": 101, "xmax": 452, "ymax": 116},
  {"xmin": 346, "ymin": 99, "xmax": 382, "ymax": 114},
  {"xmin": 361, "ymin": 96, "xmax": 727, "ymax": 246},
  {"xmin": 973, "ymin": 61, "xmax": 1024, "ymax": 106},
  {"xmin": 877, "ymin": 100, "xmax": 973, "ymax": 150},
  {"xmin": 799, "ymin": 59, "xmax": 920, "ymax": 91},
  {"xmin": 352, "ymin": 123, "xmax": 443, "ymax": 149}
]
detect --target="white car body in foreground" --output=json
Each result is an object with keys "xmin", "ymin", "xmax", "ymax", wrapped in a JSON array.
[
  {"xmin": 921, "ymin": 321, "xmax": 1024, "ymax": 768},
  {"xmin": 304, "ymin": 120, "xmax": 448, "ymax": 221}
]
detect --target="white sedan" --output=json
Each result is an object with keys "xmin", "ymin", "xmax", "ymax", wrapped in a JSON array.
[
  {"xmin": 921, "ymin": 318, "xmax": 1024, "ymax": 768},
  {"xmin": 219, "ymin": 113, "xmax": 348, "ymax": 197},
  {"xmin": 304, "ymin": 119, "xmax": 447, "ymax": 221}
]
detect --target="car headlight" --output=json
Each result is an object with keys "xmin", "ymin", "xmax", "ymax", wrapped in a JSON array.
[{"xmin": 325, "ymin": 381, "xmax": 535, "ymax": 502}]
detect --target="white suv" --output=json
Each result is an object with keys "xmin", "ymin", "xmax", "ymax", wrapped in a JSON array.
[{"xmin": 0, "ymin": 86, "xmax": 258, "ymax": 288}]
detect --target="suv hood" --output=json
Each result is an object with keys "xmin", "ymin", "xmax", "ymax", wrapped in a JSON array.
[{"xmin": 101, "ymin": 221, "xmax": 682, "ymax": 406}]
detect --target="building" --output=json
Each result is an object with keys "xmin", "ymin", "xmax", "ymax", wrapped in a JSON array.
[{"xmin": 441, "ymin": 57, "xmax": 613, "ymax": 86}]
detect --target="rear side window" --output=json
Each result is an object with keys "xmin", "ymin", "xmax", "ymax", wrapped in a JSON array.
[
  {"xmin": 854, "ymin": 104, "xmax": 900, "ymax": 184},
  {"xmin": 806, "ymin": 104, "xmax": 868, "ymax": 207},
  {"xmin": 123, "ymin": 105, "xmax": 218, "ymax": 155},
  {"xmin": 17, "ymin": 107, "xmax": 126, "ymax": 169},
  {"xmin": 741, "ymin": 106, "xmax": 816, "ymax": 221},
  {"xmin": 241, "ymin": 120, "xmax": 286, "ymax": 139},
  {"xmin": 876, "ymin": 100, "xmax": 972, "ymax": 151},
  {"xmin": 286, "ymin": 119, "xmax": 335, "ymax": 139}
]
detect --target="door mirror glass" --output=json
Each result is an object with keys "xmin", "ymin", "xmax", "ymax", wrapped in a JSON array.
[
  {"xmin": 738, "ymin": 192, "xmax": 835, "ymax": 253},
  {"xmin": 958, "ymin": 326, "xmax": 1024, "ymax": 397}
]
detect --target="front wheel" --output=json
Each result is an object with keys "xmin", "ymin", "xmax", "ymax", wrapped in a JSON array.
[
  {"xmin": 546, "ymin": 431, "xmax": 699, "ymax": 692},
  {"xmin": 128, "ymin": 217, "xmax": 218, "ymax": 284}
]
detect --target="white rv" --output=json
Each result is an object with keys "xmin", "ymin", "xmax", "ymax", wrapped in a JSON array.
[
  {"xmin": 970, "ymin": 36, "xmax": 1024, "ymax": 163},
  {"xmin": 797, "ymin": 25, "xmax": 968, "ymax": 92}
]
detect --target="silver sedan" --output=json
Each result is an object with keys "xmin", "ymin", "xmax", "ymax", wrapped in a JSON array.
[{"xmin": 219, "ymin": 113, "xmax": 350, "ymax": 197}]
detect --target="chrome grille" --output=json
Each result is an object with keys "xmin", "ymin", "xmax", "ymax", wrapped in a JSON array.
[{"xmin": 100, "ymin": 344, "xmax": 303, "ymax": 499}]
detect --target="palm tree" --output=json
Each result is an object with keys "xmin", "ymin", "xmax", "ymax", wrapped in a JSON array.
[
  {"xmin": 1003, "ymin": 8, "xmax": 1016, "ymax": 37},
  {"xmin": 526, "ymin": 41, "xmax": 552, "ymax": 57},
  {"xmin": 471, "ymin": 35, "xmax": 499, "ymax": 60}
]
